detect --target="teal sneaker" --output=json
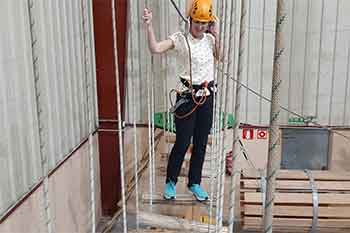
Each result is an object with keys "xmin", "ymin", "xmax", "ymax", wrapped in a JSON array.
[
  {"xmin": 163, "ymin": 181, "xmax": 176, "ymax": 200},
  {"xmin": 189, "ymin": 184, "xmax": 208, "ymax": 201}
]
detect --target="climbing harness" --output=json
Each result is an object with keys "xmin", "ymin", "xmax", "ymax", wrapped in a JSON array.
[{"xmin": 168, "ymin": 0, "xmax": 217, "ymax": 119}]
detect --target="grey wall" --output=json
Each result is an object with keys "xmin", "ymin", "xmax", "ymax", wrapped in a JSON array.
[
  {"xmin": 0, "ymin": 0, "xmax": 97, "ymax": 218},
  {"xmin": 125, "ymin": 0, "xmax": 350, "ymax": 127}
]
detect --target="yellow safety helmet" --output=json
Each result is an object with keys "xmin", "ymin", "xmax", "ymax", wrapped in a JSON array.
[{"xmin": 190, "ymin": 0, "xmax": 216, "ymax": 23}]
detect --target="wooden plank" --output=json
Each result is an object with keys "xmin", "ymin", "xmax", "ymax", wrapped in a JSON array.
[
  {"xmin": 142, "ymin": 193, "xmax": 216, "ymax": 205},
  {"xmin": 138, "ymin": 211, "xmax": 227, "ymax": 233},
  {"xmin": 243, "ymin": 217, "xmax": 350, "ymax": 228},
  {"xmin": 242, "ymin": 180, "xmax": 350, "ymax": 191},
  {"xmin": 242, "ymin": 225, "xmax": 350, "ymax": 233},
  {"xmin": 129, "ymin": 230, "xmax": 195, "ymax": 233},
  {"xmin": 243, "ymin": 192, "xmax": 350, "ymax": 205},
  {"xmin": 242, "ymin": 169, "xmax": 350, "ymax": 181},
  {"xmin": 243, "ymin": 205, "xmax": 350, "ymax": 218}
]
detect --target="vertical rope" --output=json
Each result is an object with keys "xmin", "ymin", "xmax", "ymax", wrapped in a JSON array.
[
  {"xmin": 111, "ymin": 0, "xmax": 128, "ymax": 232},
  {"xmin": 287, "ymin": 0, "xmax": 295, "ymax": 120},
  {"xmin": 132, "ymin": 107, "xmax": 140, "ymax": 232},
  {"xmin": 208, "ymin": 1, "xmax": 227, "ymax": 231},
  {"xmin": 136, "ymin": 0, "xmax": 144, "ymax": 121},
  {"xmin": 244, "ymin": 0, "xmax": 251, "ymax": 123},
  {"xmin": 343, "ymin": 43, "xmax": 350, "ymax": 125},
  {"xmin": 217, "ymin": 0, "xmax": 234, "ymax": 230},
  {"xmin": 301, "ymin": 0, "xmax": 311, "ymax": 117},
  {"xmin": 263, "ymin": 1, "xmax": 286, "ymax": 232},
  {"xmin": 150, "ymin": 14, "xmax": 156, "ymax": 201},
  {"xmin": 26, "ymin": 1, "xmax": 53, "ymax": 233},
  {"xmin": 144, "ymin": 0, "xmax": 154, "ymax": 208},
  {"xmin": 213, "ymin": 0, "xmax": 228, "ymax": 231},
  {"xmin": 315, "ymin": 0, "xmax": 325, "ymax": 119},
  {"xmin": 164, "ymin": 1, "xmax": 171, "ymax": 155},
  {"xmin": 227, "ymin": 0, "xmax": 246, "ymax": 232},
  {"xmin": 259, "ymin": 0, "xmax": 266, "ymax": 125},
  {"xmin": 81, "ymin": 0, "xmax": 96, "ymax": 232},
  {"xmin": 128, "ymin": 1, "xmax": 140, "ymax": 231},
  {"xmin": 328, "ymin": 0, "xmax": 340, "ymax": 125},
  {"xmin": 151, "ymin": 59, "xmax": 156, "ymax": 198}
]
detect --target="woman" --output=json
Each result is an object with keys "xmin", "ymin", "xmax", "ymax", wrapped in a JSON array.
[{"xmin": 142, "ymin": 0, "xmax": 219, "ymax": 201}]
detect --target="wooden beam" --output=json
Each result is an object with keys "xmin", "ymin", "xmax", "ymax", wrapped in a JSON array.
[
  {"xmin": 138, "ymin": 211, "xmax": 228, "ymax": 232},
  {"xmin": 242, "ymin": 169, "xmax": 350, "ymax": 181},
  {"xmin": 129, "ymin": 229, "xmax": 194, "ymax": 233},
  {"xmin": 142, "ymin": 193, "xmax": 216, "ymax": 206}
]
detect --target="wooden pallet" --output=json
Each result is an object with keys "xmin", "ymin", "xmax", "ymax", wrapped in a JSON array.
[{"xmin": 240, "ymin": 170, "xmax": 350, "ymax": 232}]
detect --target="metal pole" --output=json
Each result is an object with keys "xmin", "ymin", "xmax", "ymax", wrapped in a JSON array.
[{"xmin": 263, "ymin": 1, "xmax": 286, "ymax": 232}]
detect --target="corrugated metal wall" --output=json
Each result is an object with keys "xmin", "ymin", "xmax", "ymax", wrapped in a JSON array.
[
  {"xmin": 126, "ymin": 0, "xmax": 350, "ymax": 127},
  {"xmin": 0, "ymin": 0, "xmax": 97, "ymax": 218}
]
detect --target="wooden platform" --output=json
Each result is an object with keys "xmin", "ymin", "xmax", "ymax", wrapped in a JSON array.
[
  {"xmin": 109, "ymin": 130, "xmax": 350, "ymax": 233},
  {"xmin": 240, "ymin": 170, "xmax": 350, "ymax": 232}
]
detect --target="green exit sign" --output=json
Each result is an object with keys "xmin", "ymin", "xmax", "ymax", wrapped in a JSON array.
[{"xmin": 288, "ymin": 116, "xmax": 316, "ymax": 125}]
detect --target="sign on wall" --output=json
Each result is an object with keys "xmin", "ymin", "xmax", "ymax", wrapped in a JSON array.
[
  {"xmin": 257, "ymin": 129, "xmax": 268, "ymax": 139},
  {"xmin": 242, "ymin": 128, "xmax": 254, "ymax": 140}
]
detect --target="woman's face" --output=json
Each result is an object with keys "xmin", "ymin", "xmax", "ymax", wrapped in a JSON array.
[{"xmin": 190, "ymin": 20, "xmax": 209, "ymax": 38}]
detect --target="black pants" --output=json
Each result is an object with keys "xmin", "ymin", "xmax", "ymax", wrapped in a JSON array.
[{"xmin": 166, "ymin": 93, "xmax": 213, "ymax": 187}]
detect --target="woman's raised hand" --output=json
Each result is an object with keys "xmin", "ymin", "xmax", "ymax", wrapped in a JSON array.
[{"xmin": 142, "ymin": 8, "xmax": 153, "ymax": 25}]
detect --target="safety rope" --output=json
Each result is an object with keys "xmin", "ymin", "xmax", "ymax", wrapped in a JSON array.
[
  {"xmin": 27, "ymin": 1, "xmax": 53, "ymax": 232},
  {"xmin": 151, "ymin": 53, "xmax": 156, "ymax": 207},
  {"xmin": 81, "ymin": 0, "xmax": 97, "ymax": 232},
  {"xmin": 212, "ymin": 0, "xmax": 227, "ymax": 231},
  {"xmin": 328, "ymin": 0, "xmax": 340, "ymax": 125},
  {"xmin": 301, "ymin": 0, "xmax": 311, "ymax": 117},
  {"xmin": 263, "ymin": 1, "xmax": 285, "ymax": 232},
  {"xmin": 111, "ymin": 0, "xmax": 127, "ymax": 231},
  {"xmin": 164, "ymin": 1, "xmax": 172, "ymax": 155},
  {"xmin": 259, "ymin": 0, "xmax": 267, "ymax": 125},
  {"xmin": 227, "ymin": 0, "xmax": 244, "ymax": 231},
  {"xmin": 129, "ymin": 1, "xmax": 140, "ymax": 230},
  {"xmin": 216, "ymin": 0, "xmax": 232, "ymax": 231},
  {"xmin": 208, "ymin": 0, "xmax": 226, "ymax": 230},
  {"xmin": 315, "ymin": 0, "xmax": 325, "ymax": 120},
  {"xmin": 169, "ymin": 0, "xmax": 188, "ymax": 22},
  {"xmin": 132, "ymin": 105, "xmax": 140, "ymax": 232},
  {"xmin": 151, "ymin": 1, "xmax": 158, "ymax": 206},
  {"xmin": 144, "ymin": 0, "xmax": 155, "ymax": 209}
]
